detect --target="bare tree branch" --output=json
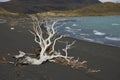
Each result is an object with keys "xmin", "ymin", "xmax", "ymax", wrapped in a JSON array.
[{"xmin": 12, "ymin": 15, "xmax": 99, "ymax": 72}]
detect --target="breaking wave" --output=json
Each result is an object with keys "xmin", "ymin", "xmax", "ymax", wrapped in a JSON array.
[
  {"xmin": 80, "ymin": 33, "xmax": 89, "ymax": 36},
  {"xmin": 93, "ymin": 30, "xmax": 106, "ymax": 36},
  {"xmin": 65, "ymin": 27, "xmax": 81, "ymax": 35},
  {"xmin": 65, "ymin": 27, "xmax": 71, "ymax": 30},
  {"xmin": 66, "ymin": 29, "xmax": 76, "ymax": 34},
  {"xmin": 112, "ymin": 23, "xmax": 120, "ymax": 26},
  {"xmin": 105, "ymin": 36, "xmax": 120, "ymax": 41},
  {"xmin": 72, "ymin": 24, "xmax": 77, "ymax": 26},
  {"xmin": 83, "ymin": 37, "xmax": 94, "ymax": 42}
]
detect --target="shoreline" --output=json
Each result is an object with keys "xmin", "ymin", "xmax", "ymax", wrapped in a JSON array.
[
  {"xmin": 66, "ymin": 36, "xmax": 120, "ymax": 48},
  {"xmin": 0, "ymin": 12, "xmax": 120, "ymax": 18},
  {"xmin": 0, "ymin": 16, "xmax": 120, "ymax": 48},
  {"xmin": 36, "ymin": 12, "xmax": 120, "ymax": 17}
]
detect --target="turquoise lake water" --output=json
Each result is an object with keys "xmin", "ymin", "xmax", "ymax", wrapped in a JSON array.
[{"xmin": 56, "ymin": 16, "xmax": 120, "ymax": 47}]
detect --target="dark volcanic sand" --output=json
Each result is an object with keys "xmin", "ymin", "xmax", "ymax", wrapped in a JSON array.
[{"xmin": 0, "ymin": 19, "xmax": 120, "ymax": 80}]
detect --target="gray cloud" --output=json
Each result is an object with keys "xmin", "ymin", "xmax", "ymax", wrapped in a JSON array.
[
  {"xmin": 0, "ymin": 0, "xmax": 10, "ymax": 2},
  {"xmin": 0, "ymin": 0, "xmax": 120, "ymax": 3},
  {"xmin": 99, "ymin": 0, "xmax": 120, "ymax": 3}
]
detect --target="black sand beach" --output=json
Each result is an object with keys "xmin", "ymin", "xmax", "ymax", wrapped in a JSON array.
[{"xmin": 0, "ymin": 18, "xmax": 120, "ymax": 80}]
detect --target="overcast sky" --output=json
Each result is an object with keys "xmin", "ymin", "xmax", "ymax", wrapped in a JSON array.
[
  {"xmin": 99, "ymin": 0, "xmax": 120, "ymax": 3},
  {"xmin": 0, "ymin": 0, "xmax": 120, "ymax": 3},
  {"xmin": 0, "ymin": 0, "xmax": 10, "ymax": 2}
]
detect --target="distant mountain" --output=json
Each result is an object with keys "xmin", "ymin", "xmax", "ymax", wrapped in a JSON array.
[
  {"xmin": 0, "ymin": 2, "xmax": 120, "ymax": 17},
  {"xmin": 44, "ymin": 2, "xmax": 120, "ymax": 17},
  {"xmin": 0, "ymin": 0, "xmax": 101, "ymax": 13},
  {"xmin": 72, "ymin": 2, "xmax": 120, "ymax": 16},
  {"xmin": 0, "ymin": 8, "xmax": 18, "ymax": 16}
]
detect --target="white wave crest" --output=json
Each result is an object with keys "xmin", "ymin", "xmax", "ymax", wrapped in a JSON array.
[
  {"xmin": 80, "ymin": 33, "xmax": 89, "ymax": 36},
  {"xmin": 72, "ymin": 24, "xmax": 77, "ymax": 26},
  {"xmin": 83, "ymin": 37, "xmax": 94, "ymax": 42},
  {"xmin": 66, "ymin": 29, "xmax": 76, "ymax": 34},
  {"xmin": 93, "ymin": 30, "xmax": 106, "ymax": 36},
  {"xmin": 105, "ymin": 36, "xmax": 120, "ymax": 41},
  {"xmin": 65, "ymin": 26, "xmax": 82, "ymax": 33},
  {"xmin": 65, "ymin": 27, "xmax": 71, "ymax": 30},
  {"xmin": 112, "ymin": 23, "xmax": 120, "ymax": 26},
  {"xmin": 77, "ymin": 29, "xmax": 81, "ymax": 31}
]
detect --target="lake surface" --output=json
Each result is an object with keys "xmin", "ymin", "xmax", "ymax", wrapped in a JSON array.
[{"xmin": 56, "ymin": 16, "xmax": 120, "ymax": 47}]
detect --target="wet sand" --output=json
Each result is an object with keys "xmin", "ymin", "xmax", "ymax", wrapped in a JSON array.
[{"xmin": 0, "ymin": 20, "xmax": 120, "ymax": 80}]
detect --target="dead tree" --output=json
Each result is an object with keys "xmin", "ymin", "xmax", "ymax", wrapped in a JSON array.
[{"xmin": 13, "ymin": 15, "xmax": 100, "ymax": 72}]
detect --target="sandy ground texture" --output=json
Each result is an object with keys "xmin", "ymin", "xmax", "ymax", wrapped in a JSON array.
[{"xmin": 0, "ymin": 18, "xmax": 120, "ymax": 80}]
